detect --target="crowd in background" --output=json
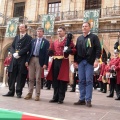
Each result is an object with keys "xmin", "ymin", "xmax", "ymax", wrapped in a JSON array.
[{"xmin": 1, "ymin": 22, "xmax": 120, "ymax": 108}]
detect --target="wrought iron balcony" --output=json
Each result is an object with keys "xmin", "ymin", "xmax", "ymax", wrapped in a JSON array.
[
  {"xmin": 61, "ymin": 10, "xmax": 84, "ymax": 20},
  {"xmin": 102, "ymin": 6, "xmax": 120, "ymax": 17},
  {"xmin": 37, "ymin": 6, "xmax": 120, "ymax": 22},
  {"xmin": 0, "ymin": 6, "xmax": 120, "ymax": 26}
]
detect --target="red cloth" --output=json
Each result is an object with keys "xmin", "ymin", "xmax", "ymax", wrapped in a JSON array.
[
  {"xmin": 98, "ymin": 63, "xmax": 106, "ymax": 81},
  {"xmin": 41, "ymin": 68, "xmax": 44, "ymax": 79},
  {"xmin": 109, "ymin": 57, "xmax": 120, "ymax": 68},
  {"xmin": 22, "ymin": 114, "xmax": 52, "ymax": 120},
  {"xmin": 115, "ymin": 62, "xmax": 120, "ymax": 84},
  {"xmin": 46, "ymin": 59, "xmax": 69, "ymax": 82},
  {"xmin": 4, "ymin": 56, "xmax": 12, "ymax": 66},
  {"xmin": 47, "ymin": 38, "xmax": 76, "ymax": 82},
  {"xmin": 49, "ymin": 38, "xmax": 76, "ymax": 57}
]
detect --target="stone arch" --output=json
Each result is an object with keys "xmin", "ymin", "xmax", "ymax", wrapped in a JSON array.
[
  {"xmin": 0, "ymin": 43, "xmax": 12, "ymax": 81},
  {"xmin": 1, "ymin": 43, "xmax": 12, "ymax": 59}
]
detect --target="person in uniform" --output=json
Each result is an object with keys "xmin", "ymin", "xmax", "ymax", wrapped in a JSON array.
[
  {"xmin": 24, "ymin": 27, "xmax": 49, "ymax": 101},
  {"xmin": 107, "ymin": 50, "xmax": 120, "ymax": 98},
  {"xmin": 1, "ymin": 52, "xmax": 12, "ymax": 87},
  {"xmin": 3, "ymin": 24, "xmax": 32, "ymax": 98},
  {"xmin": 114, "ymin": 55, "xmax": 120, "ymax": 100},
  {"xmin": 47, "ymin": 26, "xmax": 76, "ymax": 104}
]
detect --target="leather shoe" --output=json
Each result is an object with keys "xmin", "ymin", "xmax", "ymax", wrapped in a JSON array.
[
  {"xmin": 49, "ymin": 99, "xmax": 58, "ymax": 103},
  {"xmin": 86, "ymin": 101, "xmax": 92, "ymax": 107},
  {"xmin": 58, "ymin": 101, "xmax": 63, "ymax": 104},
  {"xmin": 115, "ymin": 97, "xmax": 120, "ymax": 100},
  {"xmin": 2, "ymin": 93, "xmax": 14, "ymax": 97},
  {"xmin": 34, "ymin": 96, "xmax": 40, "ymax": 101},
  {"xmin": 102, "ymin": 91, "xmax": 106, "ymax": 93},
  {"xmin": 74, "ymin": 100, "xmax": 86, "ymax": 105},
  {"xmin": 24, "ymin": 93, "xmax": 32, "ymax": 100},
  {"xmin": 17, "ymin": 95, "xmax": 21, "ymax": 98},
  {"xmin": 107, "ymin": 95, "xmax": 113, "ymax": 98}
]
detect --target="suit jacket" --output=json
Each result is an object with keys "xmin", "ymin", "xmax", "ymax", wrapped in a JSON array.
[
  {"xmin": 8, "ymin": 33, "xmax": 32, "ymax": 74},
  {"xmin": 27, "ymin": 38, "xmax": 50, "ymax": 67}
]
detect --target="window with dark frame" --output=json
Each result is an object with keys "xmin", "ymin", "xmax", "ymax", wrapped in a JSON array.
[
  {"xmin": 85, "ymin": 0, "xmax": 101, "ymax": 10},
  {"xmin": 48, "ymin": 1, "xmax": 61, "ymax": 17},
  {"xmin": 13, "ymin": 2, "xmax": 25, "ymax": 22}
]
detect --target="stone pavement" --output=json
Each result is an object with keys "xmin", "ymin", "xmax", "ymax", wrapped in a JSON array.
[{"xmin": 0, "ymin": 83, "xmax": 120, "ymax": 120}]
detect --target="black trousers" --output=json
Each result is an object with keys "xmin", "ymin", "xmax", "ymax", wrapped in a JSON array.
[
  {"xmin": 71, "ymin": 72, "xmax": 78, "ymax": 91},
  {"xmin": 109, "ymin": 77, "xmax": 116, "ymax": 96},
  {"xmin": 8, "ymin": 62, "xmax": 27, "ymax": 96},
  {"xmin": 46, "ymin": 80, "xmax": 52, "ymax": 89},
  {"xmin": 93, "ymin": 75, "xmax": 99, "ymax": 89},
  {"xmin": 52, "ymin": 59, "xmax": 67, "ymax": 101},
  {"xmin": 116, "ymin": 84, "xmax": 120, "ymax": 98},
  {"xmin": 99, "ymin": 81, "xmax": 104, "ymax": 91}
]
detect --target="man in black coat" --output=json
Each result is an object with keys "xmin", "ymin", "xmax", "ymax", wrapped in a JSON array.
[
  {"xmin": 74, "ymin": 22, "xmax": 101, "ymax": 107},
  {"xmin": 3, "ymin": 24, "xmax": 32, "ymax": 98}
]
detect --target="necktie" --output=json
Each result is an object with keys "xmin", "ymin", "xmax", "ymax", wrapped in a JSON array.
[
  {"xmin": 35, "ymin": 39, "xmax": 41, "ymax": 56},
  {"xmin": 20, "ymin": 35, "xmax": 23, "ymax": 39}
]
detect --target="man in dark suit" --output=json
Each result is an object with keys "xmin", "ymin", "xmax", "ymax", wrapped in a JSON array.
[
  {"xmin": 3, "ymin": 24, "xmax": 32, "ymax": 98},
  {"xmin": 24, "ymin": 27, "xmax": 49, "ymax": 101}
]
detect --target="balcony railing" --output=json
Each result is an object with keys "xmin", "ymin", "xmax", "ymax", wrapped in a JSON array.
[
  {"xmin": 0, "ymin": 6, "xmax": 120, "ymax": 26},
  {"xmin": 37, "ymin": 6, "xmax": 120, "ymax": 22},
  {"xmin": 102, "ymin": 6, "xmax": 120, "ymax": 17}
]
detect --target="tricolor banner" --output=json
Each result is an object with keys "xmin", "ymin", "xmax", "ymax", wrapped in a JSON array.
[{"xmin": 0, "ymin": 108, "xmax": 66, "ymax": 120}]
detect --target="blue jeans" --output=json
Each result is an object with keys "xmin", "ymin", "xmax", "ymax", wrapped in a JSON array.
[{"xmin": 78, "ymin": 60, "xmax": 94, "ymax": 101}]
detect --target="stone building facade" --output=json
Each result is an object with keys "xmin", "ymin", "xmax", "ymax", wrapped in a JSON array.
[{"xmin": 0, "ymin": 0, "xmax": 120, "ymax": 81}]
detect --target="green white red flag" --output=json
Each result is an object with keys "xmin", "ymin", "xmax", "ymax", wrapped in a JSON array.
[{"xmin": 0, "ymin": 108, "xmax": 65, "ymax": 120}]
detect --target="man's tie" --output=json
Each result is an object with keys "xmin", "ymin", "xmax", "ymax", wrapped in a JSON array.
[
  {"xmin": 20, "ymin": 35, "xmax": 23, "ymax": 39},
  {"xmin": 35, "ymin": 38, "xmax": 41, "ymax": 56}
]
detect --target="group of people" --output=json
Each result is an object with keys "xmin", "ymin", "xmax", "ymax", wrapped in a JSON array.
[
  {"xmin": 95, "ymin": 49, "xmax": 120, "ymax": 100},
  {"xmin": 2, "ymin": 22, "xmax": 108, "ymax": 107}
]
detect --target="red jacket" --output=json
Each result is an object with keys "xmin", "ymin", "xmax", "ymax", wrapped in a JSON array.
[
  {"xmin": 115, "ymin": 62, "xmax": 120, "ymax": 84},
  {"xmin": 47, "ymin": 38, "xmax": 76, "ymax": 82},
  {"xmin": 4, "ymin": 56, "xmax": 12, "ymax": 67}
]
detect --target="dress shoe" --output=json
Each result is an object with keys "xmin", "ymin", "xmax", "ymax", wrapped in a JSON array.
[
  {"xmin": 34, "ymin": 96, "xmax": 40, "ymax": 101},
  {"xmin": 74, "ymin": 100, "xmax": 86, "ymax": 105},
  {"xmin": 115, "ymin": 97, "xmax": 120, "ymax": 100},
  {"xmin": 107, "ymin": 95, "xmax": 113, "ymax": 98},
  {"xmin": 46, "ymin": 88, "xmax": 50, "ymax": 90},
  {"xmin": 17, "ymin": 95, "xmax": 21, "ymax": 98},
  {"xmin": 102, "ymin": 91, "xmax": 106, "ymax": 93},
  {"xmin": 24, "ymin": 93, "xmax": 32, "ymax": 100},
  {"xmin": 86, "ymin": 101, "xmax": 92, "ymax": 107},
  {"xmin": 70, "ymin": 90, "xmax": 75, "ymax": 92},
  {"xmin": 58, "ymin": 101, "xmax": 63, "ymax": 104},
  {"xmin": 2, "ymin": 93, "xmax": 14, "ymax": 97},
  {"xmin": 49, "ymin": 99, "xmax": 58, "ymax": 103}
]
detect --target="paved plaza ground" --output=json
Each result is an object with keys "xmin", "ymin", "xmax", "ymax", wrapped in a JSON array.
[{"xmin": 0, "ymin": 83, "xmax": 120, "ymax": 120}]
